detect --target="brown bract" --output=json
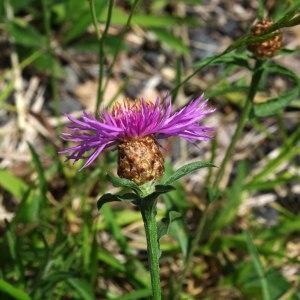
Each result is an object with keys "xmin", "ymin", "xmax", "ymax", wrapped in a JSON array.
[
  {"xmin": 248, "ymin": 19, "xmax": 282, "ymax": 59},
  {"xmin": 117, "ymin": 136, "xmax": 164, "ymax": 185}
]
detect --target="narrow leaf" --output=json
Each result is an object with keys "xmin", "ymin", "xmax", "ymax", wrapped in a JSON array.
[
  {"xmin": 0, "ymin": 79, "xmax": 15, "ymax": 104},
  {"xmin": 151, "ymin": 28, "xmax": 189, "ymax": 54},
  {"xmin": 11, "ymin": 0, "xmax": 34, "ymax": 13},
  {"xmin": 254, "ymin": 87, "xmax": 299, "ymax": 116},
  {"xmin": 13, "ymin": 189, "xmax": 40, "ymax": 223},
  {"xmin": 5, "ymin": 19, "xmax": 46, "ymax": 48},
  {"xmin": 0, "ymin": 169, "xmax": 30, "ymax": 199},
  {"xmin": 97, "ymin": 192, "xmax": 138, "ymax": 210},
  {"xmin": 67, "ymin": 278, "xmax": 95, "ymax": 300},
  {"xmin": 157, "ymin": 211, "xmax": 182, "ymax": 241},
  {"xmin": 106, "ymin": 173, "xmax": 140, "ymax": 192},
  {"xmin": 244, "ymin": 231, "xmax": 271, "ymax": 300},
  {"xmin": 142, "ymin": 185, "xmax": 176, "ymax": 202},
  {"xmin": 0, "ymin": 278, "xmax": 31, "ymax": 300},
  {"xmin": 155, "ymin": 184, "xmax": 176, "ymax": 193},
  {"xmin": 210, "ymin": 161, "xmax": 248, "ymax": 229},
  {"xmin": 114, "ymin": 289, "xmax": 152, "ymax": 300},
  {"xmin": 101, "ymin": 205, "xmax": 130, "ymax": 255},
  {"xmin": 28, "ymin": 143, "xmax": 47, "ymax": 207},
  {"xmin": 162, "ymin": 192, "xmax": 189, "ymax": 257},
  {"xmin": 99, "ymin": 8, "xmax": 201, "ymax": 27},
  {"xmin": 254, "ymin": 64, "xmax": 300, "ymax": 116},
  {"xmin": 164, "ymin": 161, "xmax": 215, "ymax": 185},
  {"xmin": 194, "ymin": 52, "xmax": 250, "ymax": 69}
]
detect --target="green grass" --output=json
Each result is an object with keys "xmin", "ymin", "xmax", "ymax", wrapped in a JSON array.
[{"xmin": 1, "ymin": 0, "xmax": 300, "ymax": 299}]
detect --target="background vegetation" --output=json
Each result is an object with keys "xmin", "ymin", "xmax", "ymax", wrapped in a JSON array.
[{"xmin": 0, "ymin": 0, "xmax": 300, "ymax": 299}]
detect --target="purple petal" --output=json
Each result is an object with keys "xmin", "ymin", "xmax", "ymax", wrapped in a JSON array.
[{"xmin": 59, "ymin": 94, "xmax": 215, "ymax": 169}]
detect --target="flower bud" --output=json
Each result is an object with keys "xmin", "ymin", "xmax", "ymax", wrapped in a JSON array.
[
  {"xmin": 248, "ymin": 19, "xmax": 282, "ymax": 59},
  {"xmin": 117, "ymin": 136, "xmax": 164, "ymax": 185}
]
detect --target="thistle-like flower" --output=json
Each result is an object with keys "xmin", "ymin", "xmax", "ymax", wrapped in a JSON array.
[{"xmin": 60, "ymin": 95, "xmax": 215, "ymax": 185}]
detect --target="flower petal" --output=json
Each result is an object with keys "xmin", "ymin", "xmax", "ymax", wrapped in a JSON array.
[{"xmin": 59, "ymin": 94, "xmax": 215, "ymax": 168}]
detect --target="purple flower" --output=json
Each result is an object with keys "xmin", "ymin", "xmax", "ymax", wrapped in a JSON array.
[{"xmin": 60, "ymin": 95, "xmax": 215, "ymax": 172}]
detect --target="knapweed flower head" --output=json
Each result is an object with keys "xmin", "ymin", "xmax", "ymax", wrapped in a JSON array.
[
  {"xmin": 248, "ymin": 19, "xmax": 282, "ymax": 59},
  {"xmin": 60, "ymin": 95, "xmax": 215, "ymax": 185}
]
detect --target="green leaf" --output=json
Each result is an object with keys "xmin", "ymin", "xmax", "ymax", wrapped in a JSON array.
[
  {"xmin": 273, "ymin": 7, "xmax": 300, "ymax": 28},
  {"xmin": 63, "ymin": 14, "xmax": 92, "ymax": 43},
  {"xmin": 162, "ymin": 161, "xmax": 189, "ymax": 209},
  {"xmin": 154, "ymin": 184, "xmax": 176, "ymax": 194},
  {"xmin": 98, "ymin": 192, "xmax": 137, "ymax": 206},
  {"xmin": 100, "ymin": 8, "xmax": 201, "ymax": 27},
  {"xmin": 97, "ymin": 192, "xmax": 138, "ymax": 210},
  {"xmin": 73, "ymin": 35, "xmax": 127, "ymax": 53},
  {"xmin": 10, "ymin": 0, "xmax": 35, "ymax": 13},
  {"xmin": 13, "ymin": 189, "xmax": 40, "ymax": 223},
  {"xmin": 31, "ymin": 53, "xmax": 66, "ymax": 78},
  {"xmin": 254, "ymin": 64, "xmax": 300, "ymax": 116},
  {"xmin": 61, "ymin": 0, "xmax": 106, "ymax": 43},
  {"xmin": 106, "ymin": 173, "xmax": 141, "ymax": 193},
  {"xmin": 142, "ymin": 184, "xmax": 176, "ymax": 202},
  {"xmin": 244, "ymin": 231, "xmax": 271, "ymax": 300},
  {"xmin": 67, "ymin": 278, "xmax": 95, "ymax": 300},
  {"xmin": 150, "ymin": 28, "xmax": 189, "ymax": 54},
  {"xmin": 113, "ymin": 289, "xmax": 152, "ymax": 300},
  {"xmin": 157, "ymin": 211, "xmax": 182, "ymax": 241},
  {"xmin": 249, "ymin": 126, "xmax": 300, "ymax": 184},
  {"xmin": 264, "ymin": 268, "xmax": 292, "ymax": 300},
  {"xmin": 64, "ymin": 0, "xmax": 89, "ymax": 22},
  {"xmin": 98, "ymin": 204, "xmax": 149, "ymax": 286},
  {"xmin": 164, "ymin": 161, "xmax": 215, "ymax": 185},
  {"xmin": 0, "ymin": 278, "xmax": 31, "ymax": 300},
  {"xmin": 0, "ymin": 169, "xmax": 30, "ymax": 199},
  {"xmin": 3, "ymin": 220, "xmax": 26, "ymax": 286},
  {"xmin": 98, "ymin": 248, "xmax": 126, "ymax": 272},
  {"xmin": 245, "ymin": 172, "xmax": 296, "ymax": 191},
  {"xmin": 278, "ymin": 48, "xmax": 300, "ymax": 56},
  {"xmin": 28, "ymin": 143, "xmax": 48, "ymax": 208},
  {"xmin": 194, "ymin": 51, "xmax": 250, "ymax": 69},
  {"xmin": 209, "ymin": 161, "xmax": 248, "ymax": 229},
  {"xmin": 5, "ymin": 18, "xmax": 46, "ymax": 48},
  {"xmin": 162, "ymin": 191, "xmax": 189, "ymax": 257},
  {"xmin": 156, "ymin": 210, "xmax": 182, "ymax": 258},
  {"xmin": 0, "ymin": 78, "xmax": 15, "ymax": 105}
]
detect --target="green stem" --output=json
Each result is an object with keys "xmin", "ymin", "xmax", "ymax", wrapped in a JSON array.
[
  {"xmin": 97, "ymin": 0, "xmax": 114, "ymax": 110},
  {"xmin": 88, "ymin": 0, "xmax": 101, "ymax": 40},
  {"xmin": 88, "ymin": 0, "xmax": 114, "ymax": 111},
  {"xmin": 41, "ymin": 0, "xmax": 60, "ymax": 127},
  {"xmin": 102, "ymin": 0, "xmax": 140, "ymax": 95},
  {"xmin": 140, "ymin": 200, "xmax": 161, "ymax": 300},
  {"xmin": 170, "ymin": 53, "xmax": 223, "ymax": 96},
  {"xmin": 213, "ymin": 59, "xmax": 265, "ymax": 192},
  {"xmin": 258, "ymin": 0, "xmax": 264, "ymax": 20}
]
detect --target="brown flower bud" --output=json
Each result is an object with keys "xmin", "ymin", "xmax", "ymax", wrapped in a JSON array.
[
  {"xmin": 117, "ymin": 136, "xmax": 164, "ymax": 185},
  {"xmin": 248, "ymin": 19, "xmax": 282, "ymax": 59}
]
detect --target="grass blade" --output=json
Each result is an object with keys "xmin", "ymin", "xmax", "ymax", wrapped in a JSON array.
[
  {"xmin": 0, "ymin": 279, "xmax": 31, "ymax": 300},
  {"xmin": 244, "ymin": 231, "xmax": 271, "ymax": 300}
]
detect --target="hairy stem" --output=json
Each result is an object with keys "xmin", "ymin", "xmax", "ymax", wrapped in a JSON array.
[
  {"xmin": 140, "ymin": 200, "xmax": 161, "ymax": 300},
  {"xmin": 213, "ymin": 59, "xmax": 265, "ymax": 192}
]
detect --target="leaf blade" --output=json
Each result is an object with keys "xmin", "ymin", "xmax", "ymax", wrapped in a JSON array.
[{"xmin": 164, "ymin": 161, "xmax": 215, "ymax": 185}]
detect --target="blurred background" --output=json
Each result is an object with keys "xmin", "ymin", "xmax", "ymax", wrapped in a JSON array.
[{"xmin": 0, "ymin": 0, "xmax": 300, "ymax": 299}]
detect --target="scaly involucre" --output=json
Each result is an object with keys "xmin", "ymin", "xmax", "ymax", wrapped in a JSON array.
[{"xmin": 60, "ymin": 95, "xmax": 215, "ymax": 169}]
